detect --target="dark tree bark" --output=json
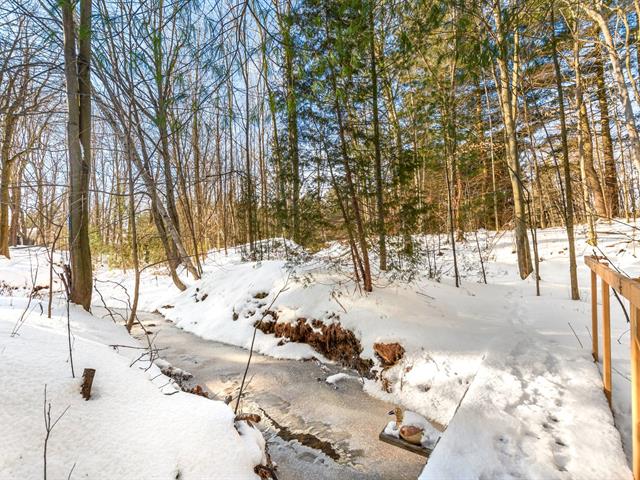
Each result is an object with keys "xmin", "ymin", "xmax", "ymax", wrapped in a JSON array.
[
  {"xmin": 594, "ymin": 41, "xmax": 619, "ymax": 218},
  {"xmin": 551, "ymin": 9, "xmax": 579, "ymax": 300},
  {"xmin": 369, "ymin": 2, "xmax": 386, "ymax": 271},
  {"xmin": 63, "ymin": 0, "xmax": 93, "ymax": 310}
]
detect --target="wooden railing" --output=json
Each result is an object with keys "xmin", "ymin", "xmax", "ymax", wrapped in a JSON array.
[{"xmin": 585, "ymin": 255, "xmax": 640, "ymax": 478}]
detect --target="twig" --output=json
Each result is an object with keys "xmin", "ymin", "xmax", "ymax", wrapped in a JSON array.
[
  {"xmin": 585, "ymin": 325, "xmax": 593, "ymax": 342},
  {"xmin": 67, "ymin": 462, "xmax": 76, "ymax": 480},
  {"xmin": 43, "ymin": 385, "xmax": 70, "ymax": 480},
  {"xmin": 416, "ymin": 291, "xmax": 435, "ymax": 300},
  {"xmin": 331, "ymin": 291, "xmax": 347, "ymax": 313},
  {"xmin": 568, "ymin": 322, "xmax": 584, "ymax": 348},
  {"xmin": 235, "ymin": 275, "xmax": 290, "ymax": 414},
  {"xmin": 612, "ymin": 365, "xmax": 631, "ymax": 382},
  {"xmin": 474, "ymin": 231, "xmax": 487, "ymax": 284},
  {"xmin": 617, "ymin": 328, "xmax": 631, "ymax": 344},
  {"xmin": 93, "ymin": 284, "xmax": 123, "ymax": 323},
  {"xmin": 10, "ymin": 248, "xmax": 41, "ymax": 337}
]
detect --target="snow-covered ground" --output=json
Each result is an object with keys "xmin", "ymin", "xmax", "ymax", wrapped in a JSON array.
[
  {"xmin": 2, "ymin": 221, "xmax": 638, "ymax": 479},
  {"xmin": 0, "ymin": 295, "xmax": 267, "ymax": 478}
]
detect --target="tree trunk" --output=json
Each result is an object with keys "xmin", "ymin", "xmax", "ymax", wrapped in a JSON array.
[
  {"xmin": 492, "ymin": 9, "xmax": 532, "ymax": 278},
  {"xmin": 594, "ymin": 40, "xmax": 619, "ymax": 218},
  {"xmin": 325, "ymin": 16, "xmax": 373, "ymax": 292},
  {"xmin": 574, "ymin": 27, "xmax": 601, "ymax": 242},
  {"xmin": 587, "ymin": 7, "xmax": 640, "ymax": 176},
  {"xmin": 63, "ymin": 0, "xmax": 93, "ymax": 310},
  {"xmin": 552, "ymin": 9, "xmax": 579, "ymax": 300},
  {"xmin": 0, "ymin": 113, "xmax": 16, "ymax": 257},
  {"xmin": 125, "ymin": 133, "xmax": 140, "ymax": 332},
  {"xmin": 280, "ymin": 1, "xmax": 300, "ymax": 245},
  {"xmin": 369, "ymin": 2, "xmax": 386, "ymax": 271},
  {"xmin": 9, "ymin": 159, "xmax": 25, "ymax": 246}
]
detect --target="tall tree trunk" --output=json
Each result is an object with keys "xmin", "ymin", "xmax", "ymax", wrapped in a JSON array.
[
  {"xmin": 0, "ymin": 113, "xmax": 17, "ymax": 257},
  {"xmin": 63, "ymin": 0, "xmax": 93, "ymax": 310},
  {"xmin": 325, "ymin": 16, "xmax": 372, "ymax": 292},
  {"xmin": 153, "ymin": 0, "xmax": 181, "ymax": 241},
  {"xmin": 551, "ymin": 9, "xmax": 579, "ymax": 300},
  {"xmin": 9, "ymin": 159, "xmax": 25, "ymax": 246},
  {"xmin": 575, "ymin": 49, "xmax": 607, "ymax": 219},
  {"xmin": 574, "ymin": 26, "xmax": 600, "ymax": 243},
  {"xmin": 369, "ymin": 2, "xmax": 386, "ymax": 271},
  {"xmin": 482, "ymin": 71, "xmax": 501, "ymax": 230},
  {"xmin": 594, "ymin": 40, "xmax": 619, "ymax": 218},
  {"xmin": 280, "ymin": 0, "xmax": 300, "ymax": 244},
  {"xmin": 492, "ymin": 9, "xmax": 532, "ymax": 278},
  {"xmin": 587, "ymin": 7, "xmax": 640, "ymax": 175},
  {"xmin": 125, "ymin": 134, "xmax": 140, "ymax": 332},
  {"xmin": 242, "ymin": 17, "xmax": 254, "ymax": 253}
]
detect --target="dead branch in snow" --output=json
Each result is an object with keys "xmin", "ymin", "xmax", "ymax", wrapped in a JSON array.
[
  {"xmin": 235, "ymin": 275, "xmax": 290, "ymax": 414},
  {"xmin": 57, "ymin": 268, "xmax": 75, "ymax": 378},
  {"xmin": 567, "ymin": 322, "xmax": 584, "ymax": 348},
  {"xmin": 43, "ymin": 385, "xmax": 70, "ymax": 480},
  {"xmin": 10, "ymin": 247, "xmax": 41, "ymax": 337}
]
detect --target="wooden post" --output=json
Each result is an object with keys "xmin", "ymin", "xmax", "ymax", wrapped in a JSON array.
[
  {"xmin": 632, "ymin": 307, "xmax": 640, "ymax": 479},
  {"xmin": 584, "ymin": 256, "xmax": 640, "ymax": 476},
  {"xmin": 602, "ymin": 282, "xmax": 612, "ymax": 405},
  {"xmin": 81, "ymin": 368, "xmax": 95, "ymax": 400},
  {"xmin": 591, "ymin": 270, "xmax": 599, "ymax": 362}
]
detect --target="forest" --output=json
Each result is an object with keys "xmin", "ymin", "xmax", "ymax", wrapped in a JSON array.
[
  {"xmin": 2, "ymin": 0, "xmax": 640, "ymax": 479},
  {"xmin": 1, "ymin": 0, "xmax": 638, "ymax": 305}
]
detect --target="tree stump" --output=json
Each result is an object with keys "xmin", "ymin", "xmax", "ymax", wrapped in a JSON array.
[{"xmin": 81, "ymin": 368, "xmax": 95, "ymax": 400}]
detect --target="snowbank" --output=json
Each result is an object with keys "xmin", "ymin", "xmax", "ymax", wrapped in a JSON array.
[
  {"xmin": 114, "ymin": 221, "xmax": 637, "ymax": 479},
  {"xmin": 5, "ymin": 221, "xmax": 638, "ymax": 479},
  {"xmin": 0, "ymin": 297, "xmax": 264, "ymax": 479}
]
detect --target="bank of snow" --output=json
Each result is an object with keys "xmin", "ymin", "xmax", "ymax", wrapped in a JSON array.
[
  {"xmin": 0, "ymin": 296, "xmax": 265, "ymax": 479},
  {"xmin": 13, "ymin": 223, "xmax": 633, "ymax": 478},
  {"xmin": 122, "ymin": 223, "xmax": 637, "ymax": 479}
]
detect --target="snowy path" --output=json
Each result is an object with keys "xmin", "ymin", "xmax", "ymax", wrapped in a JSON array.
[{"xmin": 129, "ymin": 310, "xmax": 425, "ymax": 480}]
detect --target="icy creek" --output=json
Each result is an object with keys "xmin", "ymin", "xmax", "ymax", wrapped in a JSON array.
[{"xmin": 131, "ymin": 310, "xmax": 425, "ymax": 480}]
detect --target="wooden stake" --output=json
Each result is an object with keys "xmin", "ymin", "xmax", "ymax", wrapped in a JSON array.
[
  {"xmin": 632, "ymin": 307, "xmax": 640, "ymax": 480},
  {"xmin": 81, "ymin": 368, "xmax": 95, "ymax": 400},
  {"xmin": 602, "ymin": 282, "xmax": 612, "ymax": 405},
  {"xmin": 591, "ymin": 270, "xmax": 598, "ymax": 362}
]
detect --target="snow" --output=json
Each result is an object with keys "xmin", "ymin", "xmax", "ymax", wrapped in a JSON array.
[
  {"xmin": 0, "ymin": 296, "xmax": 265, "ymax": 479},
  {"xmin": 2, "ymin": 220, "xmax": 638, "ymax": 479},
  {"xmin": 325, "ymin": 372, "xmax": 355, "ymax": 385},
  {"xmin": 364, "ymin": 351, "xmax": 482, "ymax": 429},
  {"xmin": 0, "ymin": 246, "xmax": 63, "ymax": 293},
  {"xmin": 118, "ymin": 221, "xmax": 635, "ymax": 479}
]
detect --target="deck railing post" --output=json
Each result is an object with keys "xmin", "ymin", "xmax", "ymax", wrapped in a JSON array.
[
  {"xmin": 602, "ymin": 280, "xmax": 612, "ymax": 405},
  {"xmin": 592, "ymin": 270, "xmax": 599, "ymax": 362},
  {"xmin": 632, "ymin": 306, "xmax": 640, "ymax": 479},
  {"xmin": 585, "ymin": 256, "xmax": 640, "ymax": 478}
]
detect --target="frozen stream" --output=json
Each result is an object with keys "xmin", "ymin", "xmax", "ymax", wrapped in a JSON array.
[{"xmin": 129, "ymin": 310, "xmax": 425, "ymax": 480}]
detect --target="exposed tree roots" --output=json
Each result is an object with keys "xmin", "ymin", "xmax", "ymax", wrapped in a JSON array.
[{"xmin": 255, "ymin": 314, "xmax": 373, "ymax": 377}]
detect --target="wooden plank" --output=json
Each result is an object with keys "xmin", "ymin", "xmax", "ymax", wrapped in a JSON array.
[
  {"xmin": 591, "ymin": 270, "xmax": 598, "ymax": 362},
  {"xmin": 379, "ymin": 430, "xmax": 433, "ymax": 458},
  {"xmin": 602, "ymin": 281, "xmax": 612, "ymax": 406},
  {"xmin": 585, "ymin": 256, "xmax": 640, "ymax": 307},
  {"xmin": 586, "ymin": 255, "xmax": 640, "ymax": 478},
  {"xmin": 632, "ymin": 307, "xmax": 640, "ymax": 480}
]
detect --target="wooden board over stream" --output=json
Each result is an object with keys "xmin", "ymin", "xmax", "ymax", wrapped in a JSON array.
[{"xmin": 378, "ymin": 429, "xmax": 434, "ymax": 458}]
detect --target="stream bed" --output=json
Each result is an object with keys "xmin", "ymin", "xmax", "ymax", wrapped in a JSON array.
[{"xmin": 128, "ymin": 310, "xmax": 425, "ymax": 480}]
